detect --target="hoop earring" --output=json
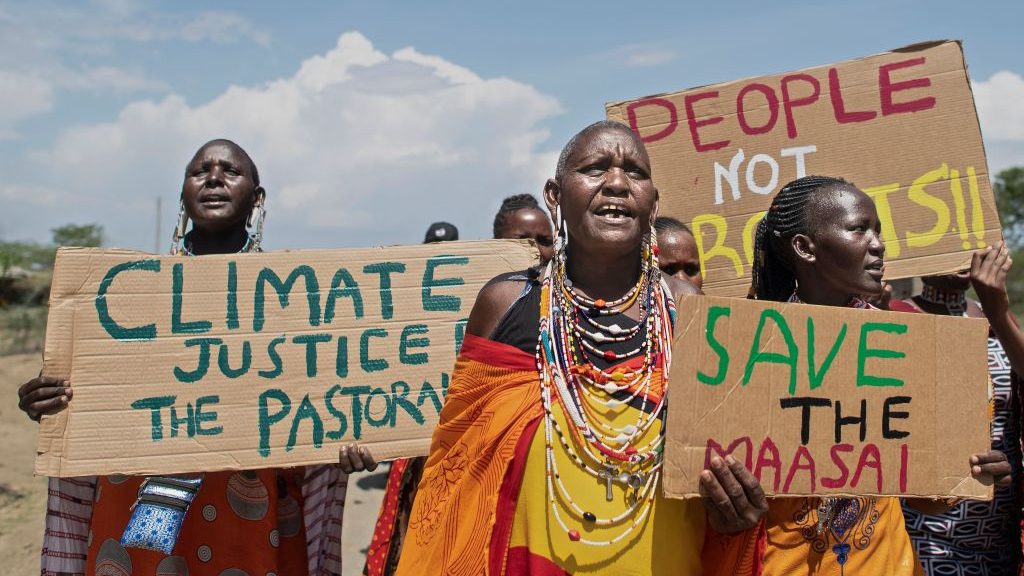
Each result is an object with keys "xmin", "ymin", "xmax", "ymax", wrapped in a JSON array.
[{"xmin": 171, "ymin": 198, "xmax": 188, "ymax": 255}]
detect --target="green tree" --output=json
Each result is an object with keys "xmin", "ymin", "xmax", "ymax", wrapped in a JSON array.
[
  {"xmin": 992, "ymin": 167, "xmax": 1024, "ymax": 317},
  {"xmin": 51, "ymin": 224, "xmax": 104, "ymax": 248},
  {"xmin": 994, "ymin": 167, "xmax": 1024, "ymax": 247}
]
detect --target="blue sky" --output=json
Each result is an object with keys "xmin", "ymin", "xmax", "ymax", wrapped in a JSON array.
[{"xmin": 1, "ymin": 0, "xmax": 1022, "ymax": 251}]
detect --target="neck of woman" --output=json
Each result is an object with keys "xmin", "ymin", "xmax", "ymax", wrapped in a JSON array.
[
  {"xmin": 565, "ymin": 244, "xmax": 643, "ymax": 301},
  {"xmin": 794, "ymin": 283, "xmax": 854, "ymax": 308},
  {"xmin": 187, "ymin": 225, "xmax": 250, "ymax": 256}
]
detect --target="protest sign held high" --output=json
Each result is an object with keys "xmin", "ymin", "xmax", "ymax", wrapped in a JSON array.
[
  {"xmin": 663, "ymin": 294, "xmax": 992, "ymax": 499},
  {"xmin": 35, "ymin": 241, "xmax": 536, "ymax": 477},
  {"xmin": 607, "ymin": 40, "xmax": 1001, "ymax": 296}
]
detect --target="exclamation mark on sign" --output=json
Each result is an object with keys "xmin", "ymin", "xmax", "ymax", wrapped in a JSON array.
[
  {"xmin": 967, "ymin": 166, "xmax": 986, "ymax": 248},
  {"xmin": 949, "ymin": 168, "xmax": 971, "ymax": 250}
]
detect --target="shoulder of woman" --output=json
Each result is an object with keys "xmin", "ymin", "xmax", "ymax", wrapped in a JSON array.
[{"xmin": 465, "ymin": 271, "xmax": 535, "ymax": 338}]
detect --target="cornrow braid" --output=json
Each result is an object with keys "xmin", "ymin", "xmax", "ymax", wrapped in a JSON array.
[
  {"xmin": 493, "ymin": 194, "xmax": 543, "ymax": 238},
  {"xmin": 750, "ymin": 175, "xmax": 850, "ymax": 302}
]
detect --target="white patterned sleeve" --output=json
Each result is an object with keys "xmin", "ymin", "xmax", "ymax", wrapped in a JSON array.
[{"xmin": 302, "ymin": 465, "xmax": 348, "ymax": 576}]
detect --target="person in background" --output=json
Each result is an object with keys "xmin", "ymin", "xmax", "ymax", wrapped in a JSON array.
[
  {"xmin": 493, "ymin": 193, "xmax": 555, "ymax": 266},
  {"xmin": 891, "ymin": 245, "xmax": 1023, "ymax": 575},
  {"xmin": 704, "ymin": 175, "xmax": 1013, "ymax": 575},
  {"xmin": 17, "ymin": 139, "xmax": 369, "ymax": 576},
  {"xmin": 423, "ymin": 221, "xmax": 459, "ymax": 243},
  {"xmin": 653, "ymin": 216, "xmax": 702, "ymax": 290}
]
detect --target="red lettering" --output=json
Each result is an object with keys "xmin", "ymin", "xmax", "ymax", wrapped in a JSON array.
[
  {"xmin": 899, "ymin": 443, "xmax": 908, "ymax": 492},
  {"xmin": 851, "ymin": 443, "xmax": 883, "ymax": 492},
  {"xmin": 626, "ymin": 98, "xmax": 678, "ymax": 144},
  {"xmin": 783, "ymin": 445, "xmax": 817, "ymax": 492},
  {"xmin": 737, "ymin": 83, "xmax": 780, "ymax": 135},
  {"xmin": 879, "ymin": 57, "xmax": 936, "ymax": 115},
  {"xmin": 780, "ymin": 73, "xmax": 821, "ymax": 139},
  {"xmin": 828, "ymin": 68, "xmax": 877, "ymax": 123},
  {"xmin": 684, "ymin": 91, "xmax": 729, "ymax": 153},
  {"xmin": 753, "ymin": 436, "xmax": 782, "ymax": 492},
  {"xmin": 705, "ymin": 437, "xmax": 753, "ymax": 469},
  {"xmin": 821, "ymin": 443, "xmax": 854, "ymax": 488}
]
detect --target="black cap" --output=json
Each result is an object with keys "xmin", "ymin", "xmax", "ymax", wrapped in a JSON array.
[{"xmin": 424, "ymin": 221, "xmax": 459, "ymax": 243}]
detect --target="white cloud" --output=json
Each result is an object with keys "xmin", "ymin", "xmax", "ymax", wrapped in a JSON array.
[
  {"xmin": 974, "ymin": 71, "xmax": 1024, "ymax": 141},
  {"xmin": 973, "ymin": 70, "xmax": 1024, "ymax": 173},
  {"xmin": 0, "ymin": 70, "xmax": 54, "ymax": 138},
  {"xmin": 179, "ymin": 11, "xmax": 272, "ymax": 46},
  {"xmin": 9, "ymin": 32, "xmax": 562, "ymax": 250}
]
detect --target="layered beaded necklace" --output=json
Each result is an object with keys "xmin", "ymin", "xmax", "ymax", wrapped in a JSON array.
[{"xmin": 536, "ymin": 226, "xmax": 676, "ymax": 546}]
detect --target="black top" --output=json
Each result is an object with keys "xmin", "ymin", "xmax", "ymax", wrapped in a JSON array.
[{"xmin": 488, "ymin": 269, "xmax": 646, "ymax": 371}]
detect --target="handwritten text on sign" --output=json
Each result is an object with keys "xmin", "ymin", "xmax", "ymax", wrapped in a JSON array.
[
  {"xmin": 36, "ymin": 242, "xmax": 536, "ymax": 477},
  {"xmin": 607, "ymin": 41, "xmax": 1001, "ymax": 296},
  {"xmin": 662, "ymin": 295, "xmax": 991, "ymax": 499}
]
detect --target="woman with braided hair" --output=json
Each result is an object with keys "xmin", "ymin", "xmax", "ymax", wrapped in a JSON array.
[
  {"xmin": 493, "ymin": 193, "xmax": 555, "ymax": 266},
  {"xmin": 705, "ymin": 175, "xmax": 1014, "ymax": 575}
]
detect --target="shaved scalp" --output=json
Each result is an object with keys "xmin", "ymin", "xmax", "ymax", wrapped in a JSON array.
[
  {"xmin": 190, "ymin": 139, "xmax": 260, "ymax": 186},
  {"xmin": 554, "ymin": 120, "xmax": 643, "ymax": 182}
]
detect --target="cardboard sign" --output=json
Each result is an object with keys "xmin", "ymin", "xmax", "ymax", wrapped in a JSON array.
[
  {"xmin": 663, "ymin": 294, "xmax": 991, "ymax": 499},
  {"xmin": 35, "ymin": 242, "xmax": 537, "ymax": 477},
  {"xmin": 607, "ymin": 40, "xmax": 1000, "ymax": 296}
]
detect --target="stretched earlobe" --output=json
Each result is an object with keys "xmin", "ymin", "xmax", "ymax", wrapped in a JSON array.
[{"xmin": 791, "ymin": 233, "xmax": 816, "ymax": 264}]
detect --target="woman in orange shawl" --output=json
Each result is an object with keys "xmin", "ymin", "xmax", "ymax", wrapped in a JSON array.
[
  {"xmin": 703, "ymin": 175, "xmax": 1014, "ymax": 576},
  {"xmin": 393, "ymin": 121, "xmax": 767, "ymax": 576}
]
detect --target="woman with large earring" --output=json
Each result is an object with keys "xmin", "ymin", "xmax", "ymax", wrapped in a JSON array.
[
  {"xmin": 19, "ymin": 139, "xmax": 363, "ymax": 576},
  {"xmin": 391, "ymin": 121, "xmax": 766, "ymax": 575}
]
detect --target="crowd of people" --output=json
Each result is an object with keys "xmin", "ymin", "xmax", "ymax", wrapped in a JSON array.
[{"xmin": 14, "ymin": 122, "xmax": 1024, "ymax": 575}]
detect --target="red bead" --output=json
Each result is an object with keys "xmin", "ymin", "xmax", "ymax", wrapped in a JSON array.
[
  {"xmin": 652, "ymin": 245, "xmax": 660, "ymax": 257},
  {"xmin": 603, "ymin": 350, "xmax": 617, "ymax": 361},
  {"xmin": 568, "ymin": 529, "xmax": 581, "ymax": 542},
  {"xmin": 594, "ymin": 298, "xmax": 606, "ymax": 308},
  {"xmin": 625, "ymin": 447, "xmax": 638, "ymax": 455}
]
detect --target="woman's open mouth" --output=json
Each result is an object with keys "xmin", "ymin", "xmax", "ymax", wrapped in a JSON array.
[{"xmin": 593, "ymin": 203, "xmax": 634, "ymax": 224}]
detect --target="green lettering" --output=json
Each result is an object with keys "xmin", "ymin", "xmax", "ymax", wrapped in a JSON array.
[
  {"xmin": 857, "ymin": 322, "xmax": 907, "ymax": 387},
  {"xmin": 697, "ymin": 306, "xmax": 731, "ymax": 385},
  {"xmin": 422, "ymin": 256, "xmax": 468, "ymax": 312},
  {"xmin": 324, "ymin": 268, "xmax": 364, "ymax": 322},
  {"xmin": 253, "ymin": 265, "xmax": 321, "ymax": 332},
  {"xmin": 743, "ymin": 309, "xmax": 799, "ymax": 394},
  {"xmin": 399, "ymin": 324, "xmax": 430, "ymax": 365},
  {"xmin": 172, "ymin": 262, "xmax": 212, "ymax": 334},
  {"xmin": 257, "ymin": 388, "xmax": 291, "ymax": 457},
  {"xmin": 130, "ymin": 395, "xmax": 176, "ymax": 440},
  {"xmin": 96, "ymin": 259, "xmax": 160, "ymax": 341},
  {"xmin": 286, "ymin": 394, "xmax": 324, "ymax": 452}
]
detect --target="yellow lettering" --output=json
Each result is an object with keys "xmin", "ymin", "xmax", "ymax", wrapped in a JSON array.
[
  {"xmin": 691, "ymin": 214, "xmax": 744, "ymax": 278},
  {"xmin": 863, "ymin": 182, "xmax": 901, "ymax": 258},
  {"xmin": 904, "ymin": 164, "xmax": 951, "ymax": 249},
  {"xmin": 743, "ymin": 211, "xmax": 767, "ymax": 266}
]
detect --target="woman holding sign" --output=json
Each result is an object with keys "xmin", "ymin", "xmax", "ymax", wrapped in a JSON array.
[
  {"xmin": 391, "ymin": 121, "xmax": 766, "ymax": 575},
  {"xmin": 18, "ymin": 139, "xmax": 367, "ymax": 576},
  {"xmin": 703, "ymin": 175, "xmax": 1014, "ymax": 575}
]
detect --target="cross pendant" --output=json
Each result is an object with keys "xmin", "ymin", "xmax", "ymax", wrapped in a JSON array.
[{"xmin": 598, "ymin": 464, "xmax": 618, "ymax": 502}]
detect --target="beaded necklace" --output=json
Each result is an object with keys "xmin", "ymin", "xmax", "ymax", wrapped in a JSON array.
[{"xmin": 536, "ymin": 228, "xmax": 676, "ymax": 546}]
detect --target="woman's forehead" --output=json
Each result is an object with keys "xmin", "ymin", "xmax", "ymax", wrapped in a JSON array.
[{"xmin": 569, "ymin": 128, "xmax": 646, "ymax": 161}]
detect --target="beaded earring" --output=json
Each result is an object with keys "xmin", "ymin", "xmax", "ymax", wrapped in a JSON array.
[
  {"xmin": 170, "ymin": 197, "xmax": 188, "ymax": 255},
  {"xmin": 248, "ymin": 199, "xmax": 266, "ymax": 252},
  {"xmin": 553, "ymin": 204, "xmax": 567, "ymax": 267}
]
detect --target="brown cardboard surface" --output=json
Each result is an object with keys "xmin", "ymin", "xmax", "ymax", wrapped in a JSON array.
[
  {"xmin": 36, "ymin": 241, "xmax": 537, "ymax": 477},
  {"xmin": 663, "ymin": 294, "xmax": 992, "ymax": 499},
  {"xmin": 607, "ymin": 40, "xmax": 1000, "ymax": 296}
]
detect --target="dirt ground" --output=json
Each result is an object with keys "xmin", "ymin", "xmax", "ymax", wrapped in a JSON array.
[
  {"xmin": 0, "ymin": 352, "xmax": 386, "ymax": 574},
  {"xmin": 0, "ymin": 353, "xmax": 47, "ymax": 574}
]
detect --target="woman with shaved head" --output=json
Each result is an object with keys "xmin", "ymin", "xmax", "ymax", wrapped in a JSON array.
[{"xmin": 392, "ymin": 121, "xmax": 766, "ymax": 575}]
